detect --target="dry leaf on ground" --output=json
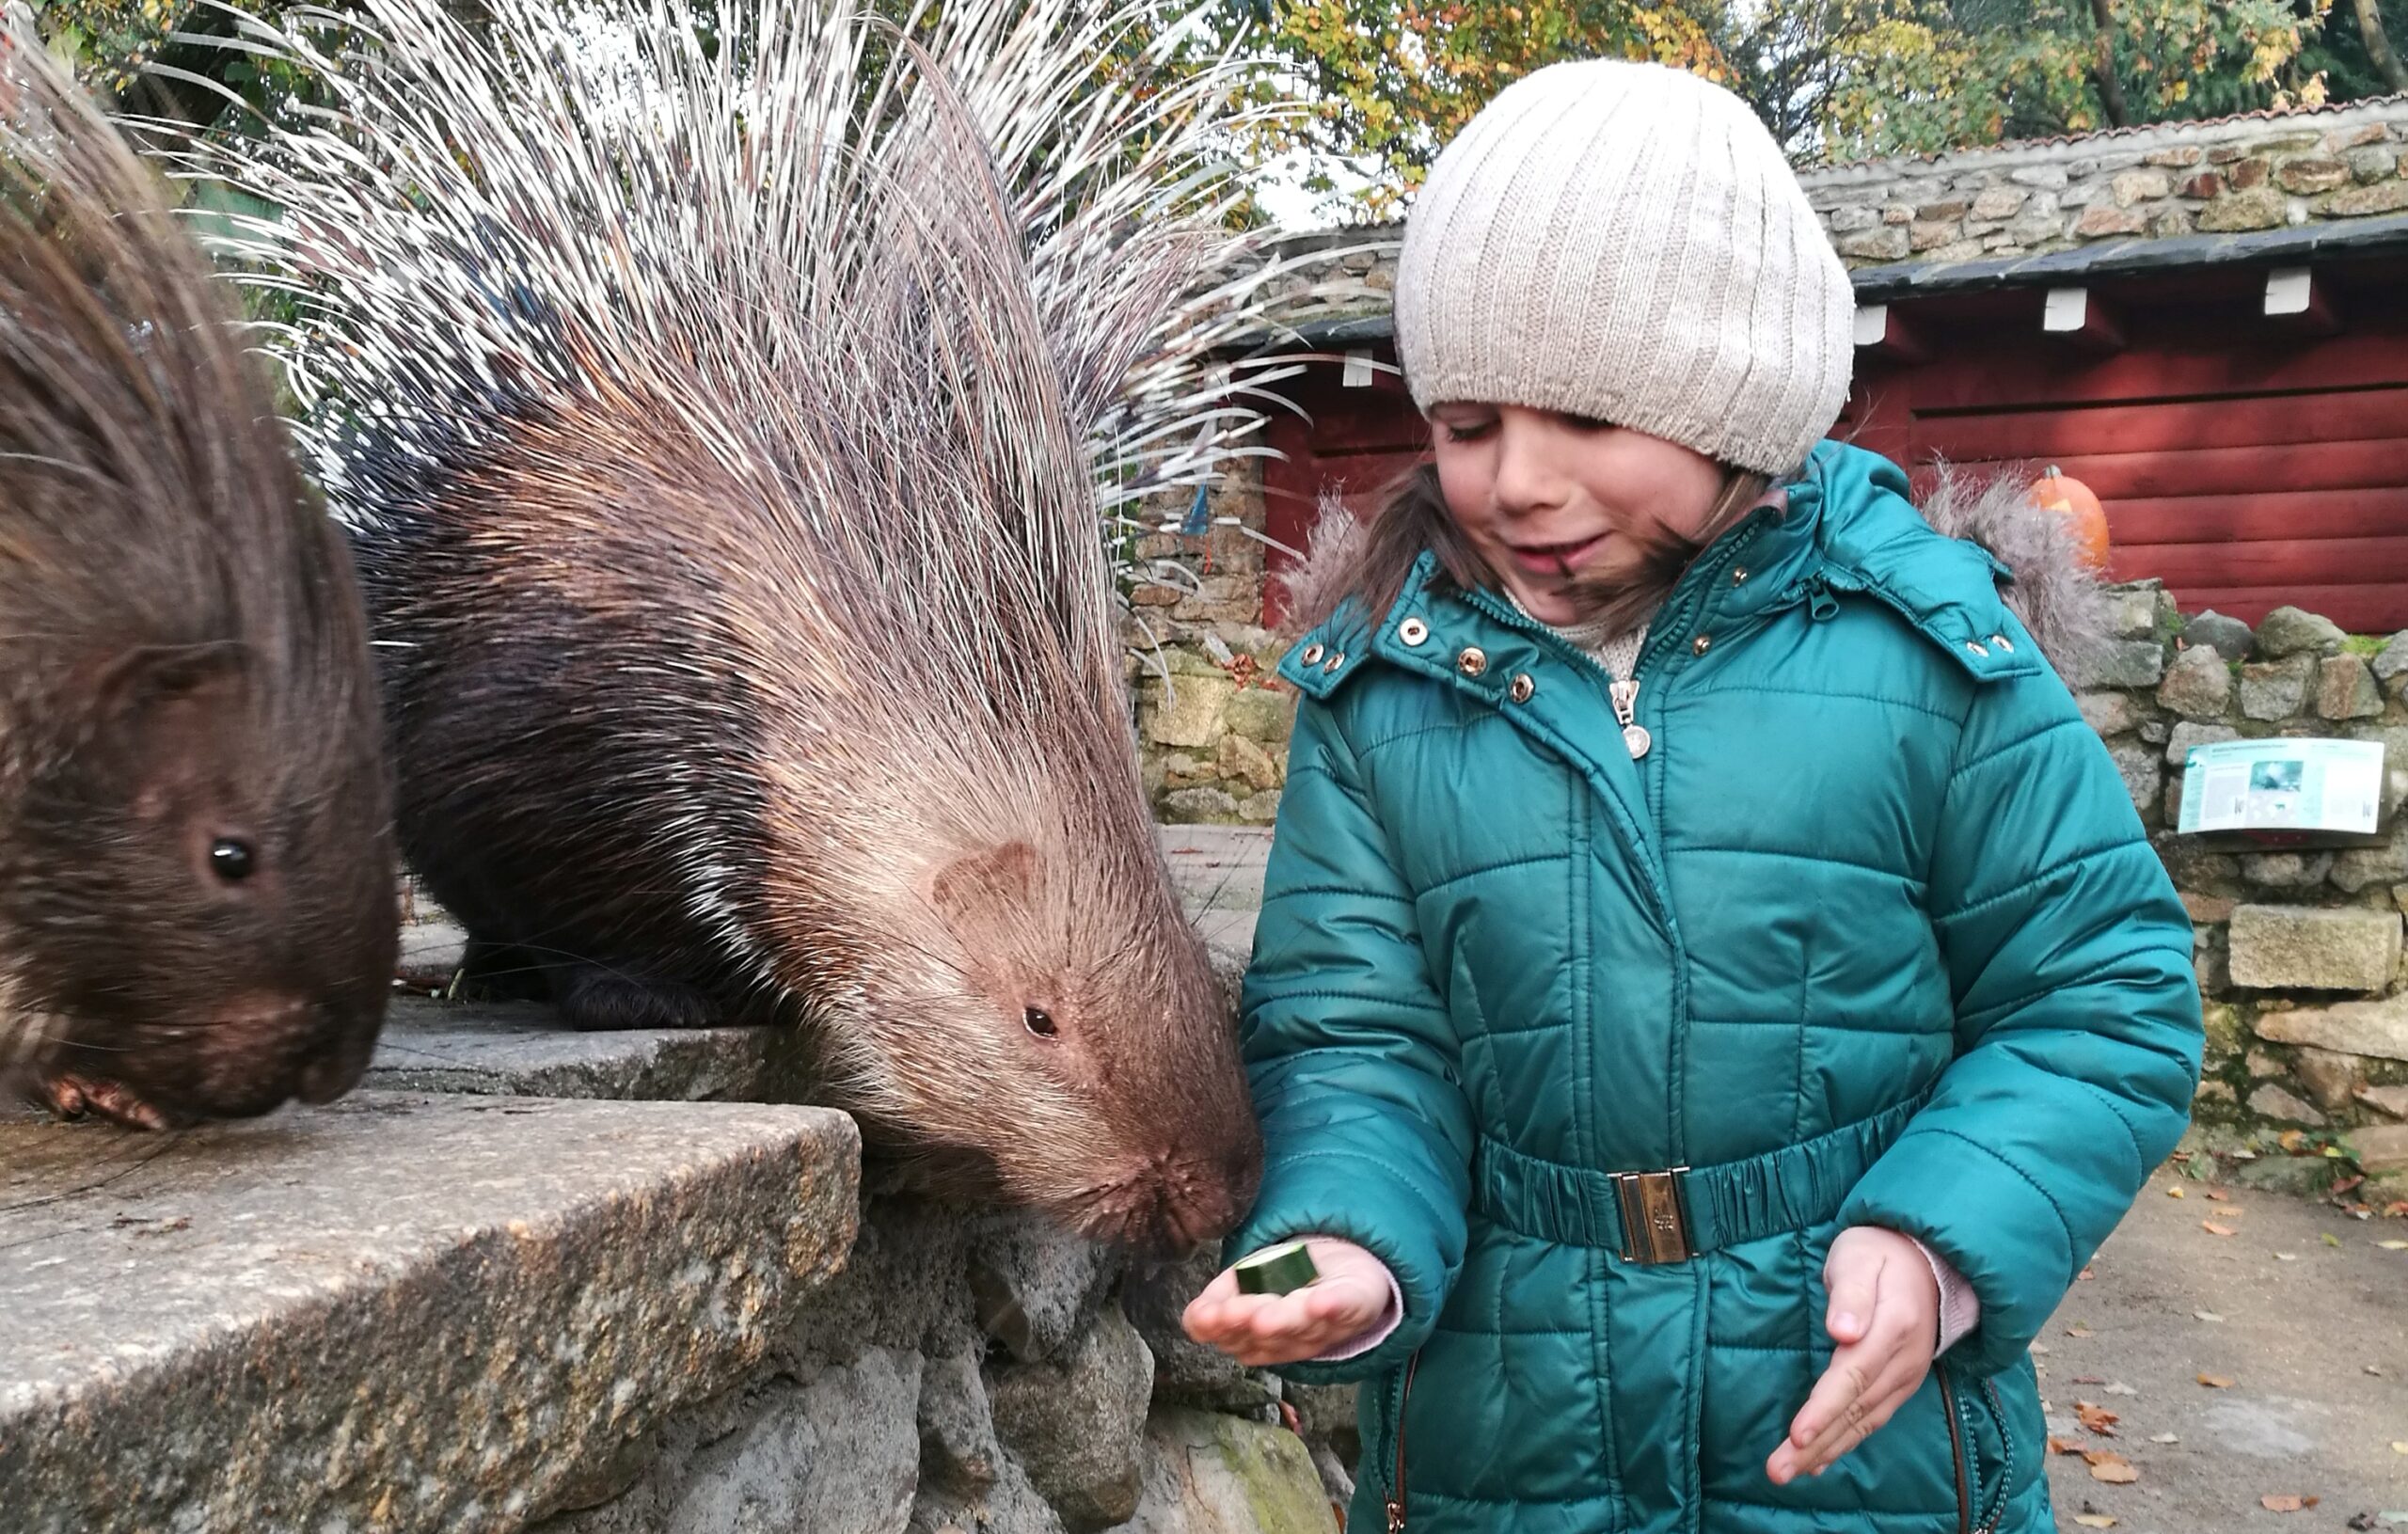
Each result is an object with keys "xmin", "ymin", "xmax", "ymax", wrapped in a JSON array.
[
  {"xmin": 2149, "ymin": 1432, "xmax": 2179, "ymax": 1445},
  {"xmin": 2083, "ymin": 1450, "xmax": 2137, "ymax": 1484},
  {"xmin": 2073, "ymin": 1516, "xmax": 2116, "ymax": 1528},
  {"xmin": 2076, "ymin": 1401, "xmax": 2121, "ymax": 1436},
  {"xmin": 2048, "ymin": 1436, "xmax": 2083, "ymax": 1456},
  {"xmin": 2206, "ymin": 1189, "xmax": 2231, "ymax": 1201},
  {"xmin": 2378, "ymin": 1240, "xmax": 2408, "ymax": 1251},
  {"xmin": 2260, "ymin": 1494, "xmax": 2319, "ymax": 1512},
  {"xmin": 2195, "ymin": 1310, "xmax": 2225, "ymax": 1322},
  {"xmin": 2203, "ymin": 1221, "xmax": 2239, "ymax": 1237},
  {"xmin": 2166, "ymin": 1185, "xmax": 2185, "ymax": 1197},
  {"xmin": 2198, "ymin": 1373, "xmax": 2236, "ymax": 1388}
]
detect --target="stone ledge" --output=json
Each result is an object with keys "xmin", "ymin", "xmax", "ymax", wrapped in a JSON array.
[
  {"xmin": 0, "ymin": 1093, "xmax": 860, "ymax": 1534},
  {"xmin": 367, "ymin": 997, "xmax": 777, "ymax": 1101}
]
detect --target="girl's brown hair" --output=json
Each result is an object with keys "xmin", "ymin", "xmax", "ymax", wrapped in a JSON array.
[{"xmin": 1279, "ymin": 459, "xmax": 1772, "ymax": 640}]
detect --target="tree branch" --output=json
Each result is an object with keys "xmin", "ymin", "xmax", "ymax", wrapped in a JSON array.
[
  {"xmin": 2089, "ymin": 0, "xmax": 2133, "ymax": 126},
  {"xmin": 2357, "ymin": 0, "xmax": 2408, "ymax": 93}
]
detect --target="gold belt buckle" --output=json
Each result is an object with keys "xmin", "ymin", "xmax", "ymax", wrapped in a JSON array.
[{"xmin": 1609, "ymin": 1167, "xmax": 1694, "ymax": 1264}]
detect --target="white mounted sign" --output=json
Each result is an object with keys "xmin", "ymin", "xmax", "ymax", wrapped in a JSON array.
[{"xmin": 2178, "ymin": 737, "xmax": 2384, "ymax": 837}]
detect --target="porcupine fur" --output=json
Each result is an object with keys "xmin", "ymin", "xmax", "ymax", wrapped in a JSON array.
[
  {"xmin": 0, "ymin": 22, "xmax": 395, "ymax": 1126},
  {"xmin": 163, "ymin": 0, "xmax": 1275, "ymax": 1245}
]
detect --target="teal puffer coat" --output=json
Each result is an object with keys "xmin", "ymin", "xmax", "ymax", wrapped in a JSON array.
[{"xmin": 1228, "ymin": 441, "xmax": 2201, "ymax": 1534}]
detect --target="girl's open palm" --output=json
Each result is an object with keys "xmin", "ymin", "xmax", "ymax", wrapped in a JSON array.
[
  {"xmin": 1766, "ymin": 1225, "xmax": 1941, "ymax": 1485},
  {"xmin": 1181, "ymin": 1237, "xmax": 1394, "ymax": 1367}
]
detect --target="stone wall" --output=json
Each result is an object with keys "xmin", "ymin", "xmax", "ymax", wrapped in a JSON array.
[
  {"xmin": 1795, "ymin": 99, "xmax": 2408, "ymax": 266},
  {"xmin": 2073, "ymin": 591, "xmax": 2408, "ymax": 1186},
  {"xmin": 532, "ymin": 1200, "xmax": 1351, "ymax": 1534}
]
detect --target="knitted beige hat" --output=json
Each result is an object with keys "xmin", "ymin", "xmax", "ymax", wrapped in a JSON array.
[{"xmin": 1395, "ymin": 59, "xmax": 1854, "ymax": 479}]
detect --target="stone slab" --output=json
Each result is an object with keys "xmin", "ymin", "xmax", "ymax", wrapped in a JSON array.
[
  {"xmin": 2252, "ymin": 991, "xmax": 2408, "ymax": 1062},
  {"xmin": 1121, "ymin": 1407, "xmax": 1339, "ymax": 1534},
  {"xmin": 366, "ymin": 997, "xmax": 775, "ymax": 1101},
  {"xmin": 2226, "ymin": 904, "xmax": 2402, "ymax": 992},
  {"xmin": 0, "ymin": 1093, "xmax": 861, "ymax": 1534},
  {"xmin": 1158, "ymin": 824, "xmax": 1273, "ymax": 914}
]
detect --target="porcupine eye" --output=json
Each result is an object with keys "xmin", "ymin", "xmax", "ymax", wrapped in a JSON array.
[
  {"xmin": 1023, "ymin": 1006, "xmax": 1058, "ymax": 1039},
  {"xmin": 209, "ymin": 838, "xmax": 257, "ymax": 881}
]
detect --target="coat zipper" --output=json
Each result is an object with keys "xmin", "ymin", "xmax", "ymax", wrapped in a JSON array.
[
  {"xmin": 1385, "ymin": 1351, "xmax": 1420, "ymax": 1533},
  {"xmin": 1939, "ymin": 1370, "xmax": 1972, "ymax": 1534}
]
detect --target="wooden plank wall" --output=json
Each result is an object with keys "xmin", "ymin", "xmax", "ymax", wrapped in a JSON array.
[
  {"xmin": 1846, "ymin": 287, "xmax": 2408, "ymax": 632},
  {"xmin": 1259, "ymin": 276, "xmax": 2408, "ymax": 633}
]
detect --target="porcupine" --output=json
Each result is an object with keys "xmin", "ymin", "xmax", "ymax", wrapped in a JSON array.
[
  {"xmin": 165, "ymin": 0, "xmax": 1272, "ymax": 1245},
  {"xmin": 0, "ymin": 23, "xmax": 396, "ymax": 1127}
]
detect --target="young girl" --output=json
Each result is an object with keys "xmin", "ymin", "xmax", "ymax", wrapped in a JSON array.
[{"xmin": 1182, "ymin": 59, "xmax": 2201, "ymax": 1534}]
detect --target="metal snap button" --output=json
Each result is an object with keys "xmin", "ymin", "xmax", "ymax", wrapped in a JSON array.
[
  {"xmin": 1456, "ymin": 646, "xmax": 1488, "ymax": 677},
  {"xmin": 1323, "ymin": 652, "xmax": 1346, "ymax": 673},
  {"xmin": 1731, "ymin": 566, "xmax": 1750, "ymax": 586},
  {"xmin": 1509, "ymin": 673, "xmax": 1535, "ymax": 704},
  {"xmin": 1691, "ymin": 634, "xmax": 1713, "ymax": 656},
  {"xmin": 1299, "ymin": 642, "xmax": 1324, "ymax": 665},
  {"xmin": 1991, "ymin": 633, "xmax": 2015, "ymax": 652},
  {"xmin": 1399, "ymin": 617, "xmax": 1429, "ymax": 647},
  {"xmin": 1965, "ymin": 640, "xmax": 1989, "ymax": 657}
]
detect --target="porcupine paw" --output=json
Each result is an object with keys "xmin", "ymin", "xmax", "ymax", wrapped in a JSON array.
[
  {"xmin": 32, "ymin": 1071, "xmax": 182, "ymax": 1131},
  {"xmin": 551, "ymin": 964, "xmax": 718, "ymax": 1031}
]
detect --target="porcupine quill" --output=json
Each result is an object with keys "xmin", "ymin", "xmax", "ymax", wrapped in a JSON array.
[{"xmin": 153, "ymin": 0, "xmax": 1291, "ymax": 1245}]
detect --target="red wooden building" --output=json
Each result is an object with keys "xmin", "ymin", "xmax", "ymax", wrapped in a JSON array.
[{"xmin": 1244, "ymin": 106, "xmax": 2408, "ymax": 633}]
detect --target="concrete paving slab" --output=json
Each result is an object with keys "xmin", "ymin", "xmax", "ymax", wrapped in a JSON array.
[
  {"xmin": 366, "ymin": 997, "xmax": 774, "ymax": 1101},
  {"xmin": 0, "ymin": 1093, "xmax": 860, "ymax": 1534},
  {"xmin": 2037, "ymin": 1174, "xmax": 2408, "ymax": 1531}
]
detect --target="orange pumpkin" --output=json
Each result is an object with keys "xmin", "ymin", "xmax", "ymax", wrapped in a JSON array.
[{"xmin": 2031, "ymin": 465, "xmax": 2111, "ymax": 572}]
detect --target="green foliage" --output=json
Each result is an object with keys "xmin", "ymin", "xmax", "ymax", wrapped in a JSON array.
[{"xmin": 1222, "ymin": 0, "xmax": 2401, "ymax": 213}]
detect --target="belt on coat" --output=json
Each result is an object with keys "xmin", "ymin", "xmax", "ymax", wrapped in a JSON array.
[{"xmin": 1469, "ymin": 1088, "xmax": 1934, "ymax": 1263}]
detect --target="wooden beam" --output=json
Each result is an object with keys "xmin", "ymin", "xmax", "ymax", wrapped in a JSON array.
[
  {"xmin": 2041, "ymin": 286, "xmax": 2125, "ymax": 352},
  {"xmin": 2263, "ymin": 265, "xmax": 2342, "ymax": 335},
  {"xmin": 1851, "ymin": 302, "xmax": 1929, "ymax": 363}
]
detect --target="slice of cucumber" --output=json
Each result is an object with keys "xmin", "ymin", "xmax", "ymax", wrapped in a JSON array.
[{"xmin": 1233, "ymin": 1239, "xmax": 1321, "ymax": 1296}]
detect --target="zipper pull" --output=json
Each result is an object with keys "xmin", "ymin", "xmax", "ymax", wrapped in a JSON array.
[
  {"xmin": 1611, "ymin": 678, "xmax": 1651, "ymax": 759},
  {"xmin": 1807, "ymin": 574, "xmax": 1839, "ymax": 623},
  {"xmin": 1386, "ymin": 1497, "xmax": 1406, "ymax": 1534}
]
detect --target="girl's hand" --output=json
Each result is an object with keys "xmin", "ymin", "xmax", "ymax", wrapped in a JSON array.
[
  {"xmin": 1766, "ymin": 1225, "xmax": 1940, "ymax": 1486},
  {"xmin": 1180, "ymin": 1236, "xmax": 1395, "ymax": 1367}
]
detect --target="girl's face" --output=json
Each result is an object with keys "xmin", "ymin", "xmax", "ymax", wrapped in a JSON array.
[{"xmin": 1428, "ymin": 403, "xmax": 1727, "ymax": 626}]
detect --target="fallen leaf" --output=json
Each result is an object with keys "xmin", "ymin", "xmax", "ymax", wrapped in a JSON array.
[
  {"xmin": 2276, "ymin": 1252, "xmax": 2299, "ymax": 1261},
  {"xmin": 2378, "ymin": 1241, "xmax": 2408, "ymax": 1251},
  {"xmin": 2393, "ymin": 1442, "xmax": 2408, "ymax": 1454},
  {"xmin": 2324, "ymin": 1232, "xmax": 2344, "ymax": 1247},
  {"xmin": 2206, "ymin": 1189, "xmax": 2231, "ymax": 1202},
  {"xmin": 2260, "ymin": 1494, "xmax": 2319, "ymax": 1512},
  {"xmin": 2280, "ymin": 1130, "xmax": 2311, "ymax": 1154},
  {"xmin": 2203, "ymin": 1221, "xmax": 2239, "ymax": 1237},
  {"xmin": 2368, "ymin": 1365, "xmax": 2386, "ymax": 1377},
  {"xmin": 2149, "ymin": 1432, "xmax": 2180, "ymax": 1444},
  {"xmin": 2166, "ymin": 1185, "xmax": 2186, "ymax": 1198},
  {"xmin": 2072, "ymin": 1374, "xmax": 2107, "ymax": 1384},
  {"xmin": 2067, "ymin": 1321, "xmax": 2095, "ymax": 1336},
  {"xmin": 2083, "ymin": 1450, "xmax": 2138, "ymax": 1484},
  {"xmin": 2030, "ymin": 1341, "xmax": 2052, "ymax": 1354},
  {"xmin": 2074, "ymin": 1517, "xmax": 2117, "ymax": 1528},
  {"xmin": 2106, "ymin": 1382, "xmax": 2138, "ymax": 1396},
  {"xmin": 2048, "ymin": 1435, "xmax": 2083, "ymax": 1456},
  {"xmin": 2075, "ymin": 1401, "xmax": 2121, "ymax": 1436},
  {"xmin": 2195, "ymin": 1310, "xmax": 2226, "ymax": 1322},
  {"xmin": 2198, "ymin": 1373, "xmax": 2236, "ymax": 1388}
]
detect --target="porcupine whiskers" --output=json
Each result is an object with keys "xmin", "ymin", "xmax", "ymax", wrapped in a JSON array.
[{"xmin": 155, "ymin": 0, "xmax": 1285, "ymax": 1243}]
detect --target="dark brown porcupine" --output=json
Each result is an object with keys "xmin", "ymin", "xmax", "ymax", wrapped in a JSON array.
[
  {"xmin": 169, "ymin": 0, "xmax": 1278, "ymax": 1246},
  {"xmin": 0, "ymin": 26, "xmax": 396, "ymax": 1126}
]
